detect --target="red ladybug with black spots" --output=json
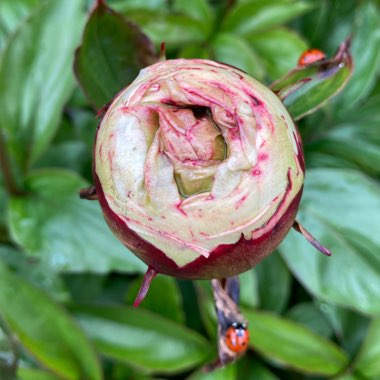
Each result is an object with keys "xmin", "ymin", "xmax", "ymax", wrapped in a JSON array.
[
  {"xmin": 298, "ymin": 48, "xmax": 326, "ymax": 66},
  {"xmin": 225, "ymin": 321, "xmax": 249, "ymax": 353}
]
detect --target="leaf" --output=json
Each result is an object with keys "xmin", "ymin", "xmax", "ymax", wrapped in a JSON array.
[
  {"xmin": 0, "ymin": 0, "xmax": 40, "ymax": 52},
  {"xmin": 271, "ymin": 39, "xmax": 353, "ymax": 120},
  {"xmin": 254, "ymin": 253, "xmax": 291, "ymax": 313},
  {"xmin": 243, "ymin": 308, "xmax": 349, "ymax": 376},
  {"xmin": 222, "ymin": 0, "xmax": 314, "ymax": 36},
  {"xmin": 286, "ymin": 302, "xmax": 333, "ymax": 338},
  {"xmin": 247, "ymin": 27, "xmax": 308, "ymax": 80},
  {"xmin": 8, "ymin": 169, "xmax": 147, "ymax": 273},
  {"xmin": 305, "ymin": 121, "xmax": 380, "ymax": 176},
  {"xmin": 0, "ymin": 262, "xmax": 102, "ymax": 380},
  {"xmin": 211, "ymin": 33, "xmax": 265, "ymax": 80},
  {"xmin": 73, "ymin": 305, "xmax": 211, "ymax": 374},
  {"xmin": 0, "ymin": 245, "xmax": 68, "ymax": 302},
  {"xmin": 0, "ymin": 0, "xmax": 85, "ymax": 174},
  {"xmin": 316, "ymin": 302, "xmax": 369, "ymax": 357},
  {"xmin": 172, "ymin": 0, "xmax": 213, "ymax": 23},
  {"xmin": 297, "ymin": 0, "xmax": 355, "ymax": 51},
  {"xmin": 237, "ymin": 357, "xmax": 279, "ymax": 380},
  {"xmin": 334, "ymin": 375, "xmax": 364, "ymax": 380},
  {"xmin": 0, "ymin": 324, "xmax": 15, "ymax": 379},
  {"xmin": 279, "ymin": 169, "xmax": 380, "ymax": 315},
  {"xmin": 17, "ymin": 368, "xmax": 61, "ymax": 380},
  {"xmin": 123, "ymin": 10, "xmax": 209, "ymax": 48},
  {"xmin": 334, "ymin": 1, "xmax": 380, "ymax": 110},
  {"xmin": 110, "ymin": 0, "xmax": 168, "ymax": 13},
  {"xmin": 179, "ymin": 43, "xmax": 210, "ymax": 59},
  {"xmin": 126, "ymin": 275, "xmax": 185, "ymax": 323},
  {"xmin": 354, "ymin": 319, "xmax": 380, "ymax": 379},
  {"xmin": 188, "ymin": 362, "xmax": 236, "ymax": 380},
  {"xmin": 0, "ymin": 174, "xmax": 7, "ymax": 226},
  {"xmin": 195, "ymin": 281, "xmax": 218, "ymax": 339},
  {"xmin": 239, "ymin": 270, "xmax": 259, "ymax": 309},
  {"xmin": 74, "ymin": 1, "xmax": 157, "ymax": 109}
]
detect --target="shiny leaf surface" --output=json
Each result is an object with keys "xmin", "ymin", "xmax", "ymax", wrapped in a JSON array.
[
  {"xmin": 8, "ymin": 170, "xmax": 147, "ymax": 273},
  {"xmin": 222, "ymin": 0, "xmax": 313, "ymax": 36},
  {"xmin": 354, "ymin": 319, "xmax": 380, "ymax": 379},
  {"xmin": 0, "ymin": 0, "xmax": 84, "ymax": 174},
  {"xmin": 248, "ymin": 27, "xmax": 308, "ymax": 80},
  {"xmin": 74, "ymin": 1, "xmax": 157, "ymax": 109},
  {"xmin": 0, "ymin": 262, "xmax": 102, "ymax": 380},
  {"xmin": 74, "ymin": 305, "xmax": 211, "ymax": 373},
  {"xmin": 212, "ymin": 33, "xmax": 265, "ymax": 80},
  {"xmin": 244, "ymin": 308, "xmax": 349, "ymax": 376},
  {"xmin": 255, "ymin": 253, "xmax": 291, "ymax": 313},
  {"xmin": 280, "ymin": 169, "xmax": 380, "ymax": 315}
]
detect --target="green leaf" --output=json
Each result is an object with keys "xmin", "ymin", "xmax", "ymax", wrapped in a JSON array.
[
  {"xmin": 248, "ymin": 27, "xmax": 308, "ymax": 81},
  {"xmin": 73, "ymin": 305, "xmax": 211, "ymax": 374},
  {"xmin": 279, "ymin": 169, "xmax": 380, "ymax": 315},
  {"xmin": 222, "ymin": 0, "xmax": 314, "ymax": 36},
  {"xmin": 172, "ymin": 0, "xmax": 213, "ymax": 23},
  {"xmin": 271, "ymin": 39, "xmax": 353, "ymax": 120},
  {"xmin": 0, "ymin": 0, "xmax": 40, "ymax": 52},
  {"xmin": 0, "ymin": 245, "xmax": 68, "ymax": 302},
  {"xmin": 8, "ymin": 169, "xmax": 147, "ymax": 273},
  {"xmin": 195, "ymin": 281, "xmax": 218, "ymax": 339},
  {"xmin": 335, "ymin": 1, "xmax": 380, "ymax": 111},
  {"xmin": 254, "ymin": 253, "xmax": 291, "ymax": 313},
  {"xmin": 17, "ymin": 368, "xmax": 61, "ymax": 380},
  {"xmin": 109, "ymin": 0, "xmax": 168, "ymax": 12},
  {"xmin": 354, "ymin": 319, "xmax": 380, "ymax": 379},
  {"xmin": 243, "ymin": 308, "xmax": 349, "ymax": 376},
  {"xmin": 239, "ymin": 270, "xmax": 259, "ymax": 309},
  {"xmin": 74, "ymin": 1, "xmax": 157, "ymax": 109},
  {"xmin": 33, "ymin": 141, "xmax": 89, "ymax": 174},
  {"xmin": 237, "ymin": 357, "xmax": 279, "ymax": 380},
  {"xmin": 124, "ymin": 10, "xmax": 209, "ymax": 48},
  {"xmin": 334, "ymin": 375, "xmax": 364, "ymax": 380},
  {"xmin": 316, "ymin": 302, "xmax": 369, "ymax": 357},
  {"xmin": 211, "ymin": 33, "xmax": 265, "ymax": 80},
  {"xmin": 286, "ymin": 302, "xmax": 333, "ymax": 338},
  {"xmin": 305, "ymin": 121, "xmax": 380, "ymax": 176},
  {"xmin": 126, "ymin": 275, "xmax": 185, "ymax": 323},
  {"xmin": 188, "ymin": 362, "xmax": 236, "ymax": 380},
  {"xmin": 0, "ymin": 324, "xmax": 15, "ymax": 380},
  {"xmin": 179, "ymin": 43, "xmax": 210, "ymax": 59},
  {"xmin": 0, "ymin": 0, "xmax": 84, "ymax": 174},
  {"xmin": 0, "ymin": 174, "xmax": 7, "ymax": 227},
  {"xmin": 0, "ymin": 262, "xmax": 102, "ymax": 380}
]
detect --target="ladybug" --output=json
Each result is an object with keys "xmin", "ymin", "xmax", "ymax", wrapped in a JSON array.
[
  {"xmin": 225, "ymin": 322, "xmax": 249, "ymax": 353},
  {"xmin": 298, "ymin": 48, "xmax": 326, "ymax": 67}
]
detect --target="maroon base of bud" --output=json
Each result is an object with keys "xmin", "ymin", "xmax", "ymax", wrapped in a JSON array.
[{"xmin": 94, "ymin": 172, "xmax": 302, "ymax": 279}]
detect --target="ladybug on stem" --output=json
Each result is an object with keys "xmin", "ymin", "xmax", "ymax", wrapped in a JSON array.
[
  {"xmin": 204, "ymin": 278, "xmax": 250, "ymax": 371},
  {"xmin": 298, "ymin": 48, "xmax": 326, "ymax": 67},
  {"xmin": 225, "ymin": 322, "xmax": 249, "ymax": 353}
]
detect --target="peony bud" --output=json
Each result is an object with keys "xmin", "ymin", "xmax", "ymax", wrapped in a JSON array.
[{"xmin": 93, "ymin": 59, "xmax": 307, "ymax": 281}]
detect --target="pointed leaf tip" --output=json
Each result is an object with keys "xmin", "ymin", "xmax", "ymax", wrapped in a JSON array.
[
  {"xmin": 133, "ymin": 266, "xmax": 157, "ymax": 307},
  {"xmin": 271, "ymin": 37, "xmax": 353, "ymax": 120},
  {"xmin": 293, "ymin": 221, "xmax": 332, "ymax": 256}
]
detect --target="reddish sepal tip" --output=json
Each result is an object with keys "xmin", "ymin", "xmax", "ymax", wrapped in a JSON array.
[{"xmin": 133, "ymin": 266, "xmax": 157, "ymax": 307}]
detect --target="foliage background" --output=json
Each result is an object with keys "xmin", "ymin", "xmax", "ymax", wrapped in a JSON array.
[{"xmin": 0, "ymin": 0, "xmax": 380, "ymax": 379}]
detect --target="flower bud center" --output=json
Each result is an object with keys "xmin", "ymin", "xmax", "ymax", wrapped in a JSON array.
[{"xmin": 158, "ymin": 106, "xmax": 227, "ymax": 197}]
